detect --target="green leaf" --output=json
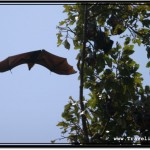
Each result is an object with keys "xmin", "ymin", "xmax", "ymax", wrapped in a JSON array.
[
  {"xmin": 105, "ymin": 56, "xmax": 112, "ymax": 67},
  {"xmin": 124, "ymin": 45, "xmax": 134, "ymax": 51},
  {"xmin": 132, "ymin": 38, "xmax": 142, "ymax": 46},
  {"xmin": 57, "ymin": 121, "xmax": 67, "ymax": 127},
  {"xmin": 85, "ymin": 110, "xmax": 92, "ymax": 120},
  {"xmin": 84, "ymin": 67, "xmax": 93, "ymax": 75},
  {"xmin": 146, "ymin": 46, "xmax": 150, "ymax": 59},
  {"xmin": 134, "ymin": 77, "xmax": 142, "ymax": 85},
  {"xmin": 63, "ymin": 5, "xmax": 72, "ymax": 12},
  {"xmin": 97, "ymin": 54, "xmax": 105, "ymax": 69},
  {"xmin": 56, "ymin": 32, "xmax": 63, "ymax": 47},
  {"xmin": 117, "ymin": 43, "xmax": 122, "ymax": 50},
  {"xmin": 124, "ymin": 37, "xmax": 131, "ymax": 45},
  {"xmin": 146, "ymin": 61, "xmax": 150, "ymax": 68},
  {"xmin": 133, "ymin": 64, "xmax": 139, "ymax": 72},
  {"xmin": 134, "ymin": 72, "xmax": 142, "ymax": 78},
  {"xmin": 123, "ymin": 49, "xmax": 134, "ymax": 56},
  {"xmin": 73, "ymin": 39, "xmax": 82, "ymax": 50},
  {"xmin": 63, "ymin": 39, "xmax": 70, "ymax": 50},
  {"xmin": 141, "ymin": 19, "xmax": 150, "ymax": 28},
  {"xmin": 64, "ymin": 102, "xmax": 72, "ymax": 111},
  {"xmin": 87, "ymin": 93, "xmax": 98, "ymax": 108},
  {"xmin": 127, "ymin": 5, "xmax": 132, "ymax": 11},
  {"xmin": 70, "ymin": 20, "xmax": 75, "ymax": 25},
  {"xmin": 59, "ymin": 20, "xmax": 66, "ymax": 26},
  {"xmin": 70, "ymin": 126, "xmax": 78, "ymax": 132},
  {"xmin": 145, "ymin": 86, "xmax": 150, "ymax": 93},
  {"xmin": 123, "ymin": 45, "xmax": 134, "ymax": 55}
]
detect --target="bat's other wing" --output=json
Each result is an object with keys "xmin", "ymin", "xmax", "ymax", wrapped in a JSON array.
[
  {"xmin": 36, "ymin": 50, "xmax": 77, "ymax": 75},
  {"xmin": 0, "ymin": 57, "xmax": 10, "ymax": 72},
  {"xmin": 0, "ymin": 50, "xmax": 41, "ymax": 72}
]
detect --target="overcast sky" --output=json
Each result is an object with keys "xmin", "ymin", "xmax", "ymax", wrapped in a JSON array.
[{"xmin": 0, "ymin": 4, "xmax": 149, "ymax": 145}]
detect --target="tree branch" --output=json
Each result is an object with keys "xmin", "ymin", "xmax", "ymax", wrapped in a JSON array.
[{"xmin": 79, "ymin": 4, "xmax": 89, "ymax": 144}]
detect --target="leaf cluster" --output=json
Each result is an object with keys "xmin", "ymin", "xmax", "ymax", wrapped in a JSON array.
[{"xmin": 54, "ymin": 3, "xmax": 150, "ymax": 145}]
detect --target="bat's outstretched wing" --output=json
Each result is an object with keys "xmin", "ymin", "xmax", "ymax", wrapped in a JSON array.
[
  {"xmin": 0, "ymin": 50, "xmax": 77, "ymax": 75},
  {"xmin": 36, "ymin": 50, "xmax": 77, "ymax": 75},
  {"xmin": 0, "ymin": 50, "xmax": 41, "ymax": 72}
]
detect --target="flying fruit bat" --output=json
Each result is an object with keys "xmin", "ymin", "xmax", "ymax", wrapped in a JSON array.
[{"xmin": 0, "ymin": 49, "xmax": 77, "ymax": 75}]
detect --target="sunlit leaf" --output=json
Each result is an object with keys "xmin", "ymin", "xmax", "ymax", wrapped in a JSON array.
[
  {"xmin": 123, "ymin": 45, "xmax": 134, "ymax": 55},
  {"xmin": 59, "ymin": 20, "xmax": 66, "ymax": 26},
  {"xmin": 63, "ymin": 39, "xmax": 70, "ymax": 50}
]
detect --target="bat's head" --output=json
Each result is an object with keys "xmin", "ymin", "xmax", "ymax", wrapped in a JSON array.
[
  {"xmin": 66, "ymin": 68, "xmax": 77, "ymax": 75},
  {"xmin": 53, "ymin": 67, "xmax": 77, "ymax": 75}
]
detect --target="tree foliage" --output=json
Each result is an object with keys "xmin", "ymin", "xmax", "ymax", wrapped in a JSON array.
[{"xmin": 54, "ymin": 3, "xmax": 150, "ymax": 145}]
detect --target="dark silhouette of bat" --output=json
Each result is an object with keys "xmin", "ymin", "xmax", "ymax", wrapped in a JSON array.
[{"xmin": 0, "ymin": 49, "xmax": 77, "ymax": 75}]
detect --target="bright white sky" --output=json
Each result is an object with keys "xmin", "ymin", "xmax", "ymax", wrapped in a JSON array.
[{"xmin": 0, "ymin": 4, "xmax": 149, "ymax": 144}]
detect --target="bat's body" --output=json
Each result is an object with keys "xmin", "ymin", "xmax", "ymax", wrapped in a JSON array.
[{"xmin": 0, "ymin": 49, "xmax": 77, "ymax": 75}]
